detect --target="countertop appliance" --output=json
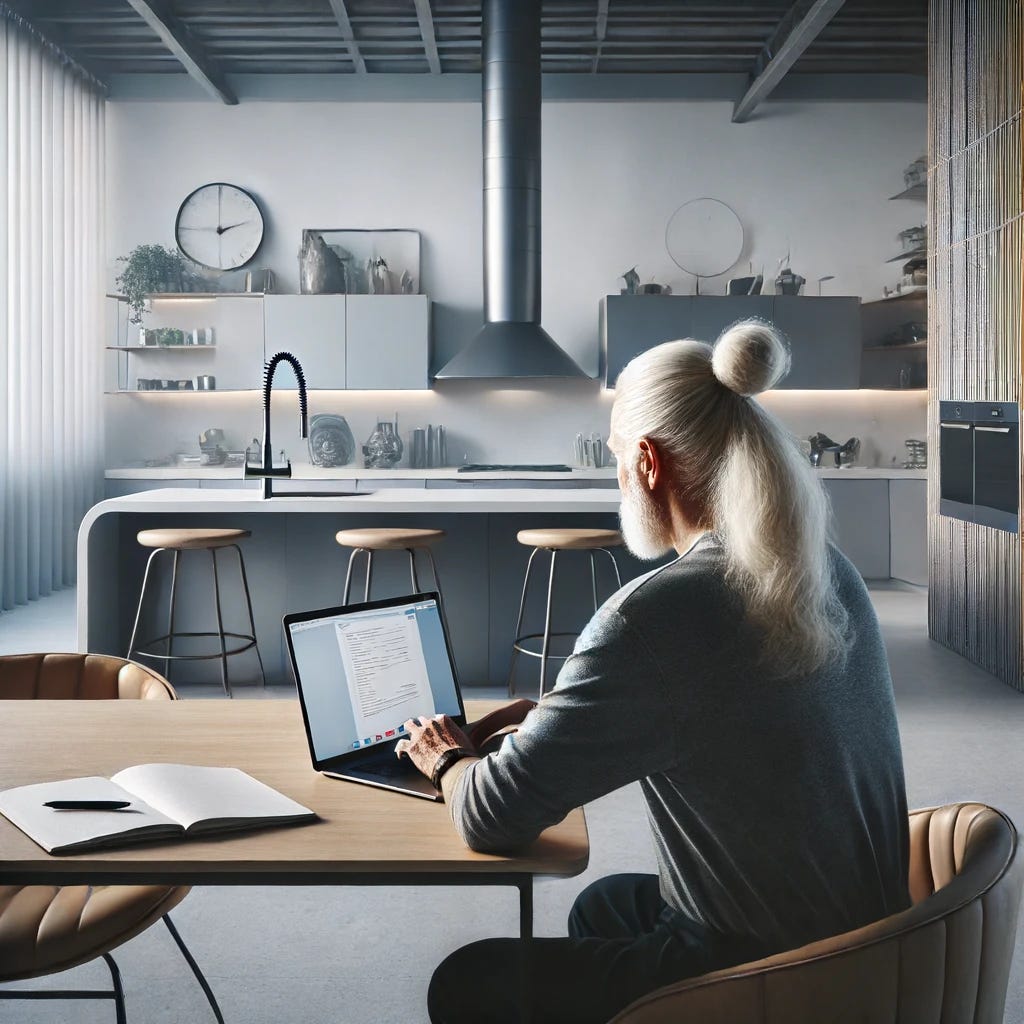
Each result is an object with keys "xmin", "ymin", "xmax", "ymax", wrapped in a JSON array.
[{"xmin": 939, "ymin": 400, "xmax": 1018, "ymax": 532}]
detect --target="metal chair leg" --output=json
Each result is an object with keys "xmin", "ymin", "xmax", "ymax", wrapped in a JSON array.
[
  {"xmin": 164, "ymin": 548, "xmax": 181, "ymax": 682},
  {"xmin": 507, "ymin": 546, "xmax": 541, "ymax": 697},
  {"xmin": 589, "ymin": 551, "xmax": 599, "ymax": 613},
  {"xmin": 539, "ymin": 550, "xmax": 558, "ymax": 701},
  {"xmin": 600, "ymin": 547, "xmax": 622, "ymax": 590},
  {"xmin": 364, "ymin": 550, "xmax": 374, "ymax": 602},
  {"xmin": 407, "ymin": 548, "xmax": 421, "ymax": 592},
  {"xmin": 102, "ymin": 952, "xmax": 127, "ymax": 1024},
  {"xmin": 127, "ymin": 548, "xmax": 163, "ymax": 660},
  {"xmin": 342, "ymin": 548, "xmax": 360, "ymax": 604},
  {"xmin": 423, "ymin": 546, "xmax": 443, "ymax": 598},
  {"xmin": 232, "ymin": 544, "xmax": 266, "ymax": 689},
  {"xmin": 163, "ymin": 914, "xmax": 225, "ymax": 1024},
  {"xmin": 210, "ymin": 549, "xmax": 231, "ymax": 698}
]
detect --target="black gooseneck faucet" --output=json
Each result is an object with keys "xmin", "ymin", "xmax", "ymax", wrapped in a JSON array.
[{"xmin": 244, "ymin": 351, "xmax": 308, "ymax": 499}]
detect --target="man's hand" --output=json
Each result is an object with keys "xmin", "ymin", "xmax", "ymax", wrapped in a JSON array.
[{"xmin": 395, "ymin": 714, "xmax": 475, "ymax": 783}]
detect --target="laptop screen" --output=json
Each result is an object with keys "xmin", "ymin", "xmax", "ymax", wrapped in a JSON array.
[{"xmin": 286, "ymin": 596, "xmax": 463, "ymax": 764}]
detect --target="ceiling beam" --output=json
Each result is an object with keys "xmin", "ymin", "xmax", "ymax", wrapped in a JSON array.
[
  {"xmin": 122, "ymin": 0, "xmax": 236, "ymax": 103},
  {"xmin": 413, "ymin": 0, "xmax": 441, "ymax": 74},
  {"xmin": 732, "ymin": 0, "xmax": 846, "ymax": 123},
  {"xmin": 326, "ymin": 0, "xmax": 366, "ymax": 73},
  {"xmin": 591, "ymin": 0, "xmax": 608, "ymax": 72}
]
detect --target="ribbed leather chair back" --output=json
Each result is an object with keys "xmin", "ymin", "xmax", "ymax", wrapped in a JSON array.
[
  {"xmin": 0, "ymin": 653, "xmax": 174, "ymax": 700},
  {"xmin": 612, "ymin": 803, "xmax": 1022, "ymax": 1024}
]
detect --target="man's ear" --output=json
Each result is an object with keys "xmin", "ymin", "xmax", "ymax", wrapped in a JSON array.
[{"xmin": 637, "ymin": 438, "xmax": 660, "ymax": 489}]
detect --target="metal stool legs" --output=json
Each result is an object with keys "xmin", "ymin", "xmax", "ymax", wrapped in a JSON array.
[
  {"xmin": 508, "ymin": 546, "xmax": 622, "ymax": 701},
  {"xmin": 127, "ymin": 545, "xmax": 264, "ymax": 697},
  {"xmin": 342, "ymin": 546, "xmax": 441, "ymax": 605}
]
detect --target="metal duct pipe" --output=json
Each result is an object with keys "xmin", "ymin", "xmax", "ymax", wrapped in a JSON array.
[
  {"xmin": 435, "ymin": 0, "xmax": 586, "ymax": 378},
  {"xmin": 483, "ymin": 0, "xmax": 541, "ymax": 323}
]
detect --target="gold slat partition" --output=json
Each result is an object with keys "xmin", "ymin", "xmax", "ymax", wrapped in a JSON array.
[{"xmin": 928, "ymin": 0, "xmax": 1024, "ymax": 689}]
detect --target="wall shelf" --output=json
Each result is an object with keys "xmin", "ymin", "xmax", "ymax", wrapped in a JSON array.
[
  {"xmin": 106, "ymin": 292, "xmax": 265, "ymax": 300},
  {"xmin": 863, "ymin": 342, "xmax": 927, "ymax": 352},
  {"xmin": 105, "ymin": 345, "xmax": 217, "ymax": 352},
  {"xmin": 886, "ymin": 246, "xmax": 927, "ymax": 264},
  {"xmin": 888, "ymin": 183, "xmax": 927, "ymax": 201}
]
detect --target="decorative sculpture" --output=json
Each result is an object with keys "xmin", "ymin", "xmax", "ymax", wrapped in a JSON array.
[
  {"xmin": 621, "ymin": 266, "xmax": 640, "ymax": 295},
  {"xmin": 299, "ymin": 231, "xmax": 347, "ymax": 294},
  {"xmin": 307, "ymin": 414, "xmax": 355, "ymax": 468}
]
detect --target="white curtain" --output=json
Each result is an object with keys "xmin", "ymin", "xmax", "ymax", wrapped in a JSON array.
[{"xmin": 0, "ymin": 11, "xmax": 105, "ymax": 610}]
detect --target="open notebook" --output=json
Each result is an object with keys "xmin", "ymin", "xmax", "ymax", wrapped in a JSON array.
[{"xmin": 0, "ymin": 764, "xmax": 317, "ymax": 855}]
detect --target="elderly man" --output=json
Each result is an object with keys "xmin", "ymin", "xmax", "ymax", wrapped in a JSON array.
[{"xmin": 397, "ymin": 322, "xmax": 910, "ymax": 1024}]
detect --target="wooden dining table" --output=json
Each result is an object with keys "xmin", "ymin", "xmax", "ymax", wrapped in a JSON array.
[{"xmin": 0, "ymin": 698, "xmax": 590, "ymax": 944}]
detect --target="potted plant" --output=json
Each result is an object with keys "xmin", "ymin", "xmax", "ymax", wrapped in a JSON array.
[{"xmin": 115, "ymin": 245, "xmax": 190, "ymax": 323}]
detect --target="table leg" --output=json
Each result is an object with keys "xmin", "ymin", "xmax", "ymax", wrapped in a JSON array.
[{"xmin": 518, "ymin": 877, "xmax": 534, "ymax": 1024}]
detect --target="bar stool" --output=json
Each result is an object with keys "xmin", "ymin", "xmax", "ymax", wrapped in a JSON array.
[
  {"xmin": 508, "ymin": 528, "xmax": 623, "ymax": 701},
  {"xmin": 334, "ymin": 528, "xmax": 445, "ymax": 603},
  {"xmin": 127, "ymin": 528, "xmax": 265, "ymax": 698}
]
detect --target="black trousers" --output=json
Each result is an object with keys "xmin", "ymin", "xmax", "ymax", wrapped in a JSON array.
[{"xmin": 428, "ymin": 873, "xmax": 747, "ymax": 1024}]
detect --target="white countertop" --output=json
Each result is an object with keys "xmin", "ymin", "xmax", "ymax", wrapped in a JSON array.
[
  {"xmin": 106, "ymin": 465, "xmax": 927, "ymax": 481},
  {"xmin": 85, "ymin": 487, "xmax": 627, "ymax": 517}
]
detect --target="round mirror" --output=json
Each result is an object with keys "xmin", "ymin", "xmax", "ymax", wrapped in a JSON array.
[{"xmin": 665, "ymin": 198, "xmax": 744, "ymax": 281}]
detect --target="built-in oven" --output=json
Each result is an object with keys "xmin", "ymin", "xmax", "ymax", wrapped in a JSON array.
[{"xmin": 939, "ymin": 401, "xmax": 1019, "ymax": 533}]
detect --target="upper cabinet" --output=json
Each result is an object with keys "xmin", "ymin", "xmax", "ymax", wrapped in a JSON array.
[
  {"xmin": 772, "ymin": 296, "xmax": 861, "ymax": 389},
  {"xmin": 263, "ymin": 294, "xmax": 431, "ymax": 390},
  {"xmin": 601, "ymin": 295, "xmax": 863, "ymax": 390},
  {"xmin": 263, "ymin": 295, "xmax": 346, "ymax": 388},
  {"xmin": 346, "ymin": 295, "xmax": 430, "ymax": 390}
]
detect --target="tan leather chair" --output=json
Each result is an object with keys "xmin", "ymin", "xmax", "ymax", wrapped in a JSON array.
[
  {"xmin": 0, "ymin": 653, "xmax": 223, "ymax": 1022},
  {"xmin": 611, "ymin": 803, "xmax": 1022, "ymax": 1024}
]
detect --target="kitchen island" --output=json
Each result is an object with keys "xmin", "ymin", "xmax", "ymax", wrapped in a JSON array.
[{"xmin": 79, "ymin": 474, "xmax": 926, "ymax": 689}]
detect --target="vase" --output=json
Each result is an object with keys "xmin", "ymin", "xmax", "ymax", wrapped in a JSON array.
[{"xmin": 362, "ymin": 421, "xmax": 403, "ymax": 469}]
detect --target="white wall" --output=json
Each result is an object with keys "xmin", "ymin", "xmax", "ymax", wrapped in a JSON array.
[{"xmin": 105, "ymin": 94, "xmax": 927, "ymax": 467}]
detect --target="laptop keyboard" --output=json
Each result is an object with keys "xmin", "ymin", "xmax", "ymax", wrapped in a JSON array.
[{"xmin": 363, "ymin": 757, "xmax": 417, "ymax": 779}]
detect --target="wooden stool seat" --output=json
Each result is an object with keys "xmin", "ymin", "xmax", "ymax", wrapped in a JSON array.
[
  {"xmin": 334, "ymin": 528, "xmax": 445, "ymax": 551},
  {"xmin": 516, "ymin": 528, "xmax": 623, "ymax": 551},
  {"xmin": 136, "ymin": 528, "xmax": 251, "ymax": 551}
]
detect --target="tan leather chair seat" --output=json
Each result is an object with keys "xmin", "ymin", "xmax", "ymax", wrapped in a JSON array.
[
  {"xmin": 517, "ymin": 528, "xmax": 623, "ymax": 550},
  {"xmin": 0, "ymin": 653, "xmax": 190, "ymax": 986},
  {"xmin": 0, "ymin": 884, "xmax": 187, "ymax": 982},
  {"xmin": 611, "ymin": 802, "xmax": 1023, "ymax": 1024},
  {"xmin": 335, "ymin": 527, "xmax": 445, "ymax": 550},
  {"xmin": 0, "ymin": 652, "xmax": 175, "ymax": 700},
  {"xmin": 136, "ymin": 527, "xmax": 250, "ymax": 550}
]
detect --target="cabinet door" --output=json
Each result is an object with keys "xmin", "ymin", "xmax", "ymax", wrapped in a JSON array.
[
  {"xmin": 773, "ymin": 296, "xmax": 861, "ymax": 389},
  {"xmin": 889, "ymin": 479, "xmax": 926, "ymax": 585},
  {"xmin": 263, "ymin": 295, "xmax": 346, "ymax": 389},
  {"xmin": 823, "ymin": 479, "xmax": 890, "ymax": 578},
  {"xmin": 602, "ymin": 296, "xmax": 692, "ymax": 387},
  {"xmin": 346, "ymin": 295, "xmax": 430, "ymax": 390},
  {"xmin": 689, "ymin": 295, "xmax": 776, "ymax": 344}
]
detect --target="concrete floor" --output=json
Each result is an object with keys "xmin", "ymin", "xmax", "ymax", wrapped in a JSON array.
[{"xmin": 1, "ymin": 582, "xmax": 1023, "ymax": 1022}]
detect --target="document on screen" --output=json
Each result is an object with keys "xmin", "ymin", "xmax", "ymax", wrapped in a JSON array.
[{"xmin": 335, "ymin": 613, "xmax": 433, "ymax": 740}]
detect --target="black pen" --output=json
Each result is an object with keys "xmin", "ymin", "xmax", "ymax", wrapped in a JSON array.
[{"xmin": 44, "ymin": 800, "xmax": 132, "ymax": 810}]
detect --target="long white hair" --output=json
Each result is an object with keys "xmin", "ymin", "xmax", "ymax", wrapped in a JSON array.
[{"xmin": 613, "ymin": 319, "xmax": 849, "ymax": 677}]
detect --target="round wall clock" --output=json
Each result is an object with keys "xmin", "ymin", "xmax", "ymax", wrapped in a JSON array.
[{"xmin": 175, "ymin": 182, "xmax": 264, "ymax": 271}]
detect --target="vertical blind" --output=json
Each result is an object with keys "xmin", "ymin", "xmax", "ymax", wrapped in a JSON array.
[{"xmin": 0, "ymin": 12, "xmax": 105, "ymax": 610}]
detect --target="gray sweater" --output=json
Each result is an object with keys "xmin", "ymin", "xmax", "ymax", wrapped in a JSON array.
[{"xmin": 447, "ymin": 534, "xmax": 910, "ymax": 955}]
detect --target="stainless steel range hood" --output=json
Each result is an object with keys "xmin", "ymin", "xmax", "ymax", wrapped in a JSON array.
[{"xmin": 435, "ymin": 0, "xmax": 587, "ymax": 379}]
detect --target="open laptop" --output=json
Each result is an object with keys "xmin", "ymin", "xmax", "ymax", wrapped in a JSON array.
[{"xmin": 283, "ymin": 593, "xmax": 467, "ymax": 801}]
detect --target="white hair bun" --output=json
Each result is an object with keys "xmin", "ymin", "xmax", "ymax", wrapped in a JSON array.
[{"xmin": 711, "ymin": 319, "xmax": 791, "ymax": 396}]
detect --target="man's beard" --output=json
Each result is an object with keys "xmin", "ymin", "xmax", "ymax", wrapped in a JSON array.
[{"xmin": 619, "ymin": 468, "xmax": 674, "ymax": 560}]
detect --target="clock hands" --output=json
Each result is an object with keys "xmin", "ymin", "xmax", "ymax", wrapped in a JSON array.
[{"xmin": 178, "ymin": 222, "xmax": 249, "ymax": 234}]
